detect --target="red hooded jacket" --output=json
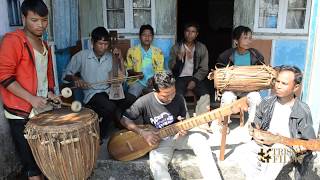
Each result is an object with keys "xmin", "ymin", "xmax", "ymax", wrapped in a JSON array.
[{"xmin": 0, "ymin": 29, "xmax": 55, "ymax": 118}]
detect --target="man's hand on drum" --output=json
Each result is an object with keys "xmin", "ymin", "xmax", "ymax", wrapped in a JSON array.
[
  {"xmin": 187, "ymin": 80, "xmax": 196, "ymax": 90},
  {"xmin": 29, "ymin": 96, "xmax": 48, "ymax": 109},
  {"xmin": 48, "ymin": 91, "xmax": 62, "ymax": 104},
  {"xmin": 140, "ymin": 129, "xmax": 160, "ymax": 146}
]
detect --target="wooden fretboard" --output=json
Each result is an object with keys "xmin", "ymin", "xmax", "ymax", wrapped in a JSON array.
[
  {"xmin": 253, "ymin": 128, "xmax": 320, "ymax": 151},
  {"xmin": 158, "ymin": 97, "xmax": 248, "ymax": 138}
]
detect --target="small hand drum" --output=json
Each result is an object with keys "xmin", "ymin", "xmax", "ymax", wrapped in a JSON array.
[{"xmin": 24, "ymin": 108, "xmax": 99, "ymax": 180}]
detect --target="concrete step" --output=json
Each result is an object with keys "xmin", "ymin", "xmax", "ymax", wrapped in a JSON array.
[{"xmin": 90, "ymin": 119, "xmax": 320, "ymax": 180}]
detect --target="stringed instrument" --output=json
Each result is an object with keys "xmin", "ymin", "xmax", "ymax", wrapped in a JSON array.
[
  {"xmin": 252, "ymin": 128, "xmax": 320, "ymax": 151},
  {"xmin": 107, "ymin": 96, "xmax": 248, "ymax": 161},
  {"xmin": 109, "ymin": 31, "xmax": 125, "ymax": 100}
]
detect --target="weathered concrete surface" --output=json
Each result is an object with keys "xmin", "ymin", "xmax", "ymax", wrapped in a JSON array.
[
  {"xmin": 0, "ymin": 100, "xmax": 22, "ymax": 179},
  {"xmin": 91, "ymin": 118, "xmax": 320, "ymax": 180}
]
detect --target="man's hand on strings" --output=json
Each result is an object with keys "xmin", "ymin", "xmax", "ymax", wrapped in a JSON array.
[
  {"xmin": 140, "ymin": 129, "xmax": 160, "ymax": 146},
  {"xmin": 73, "ymin": 76, "xmax": 89, "ymax": 89}
]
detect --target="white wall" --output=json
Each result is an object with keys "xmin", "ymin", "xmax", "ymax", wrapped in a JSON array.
[{"xmin": 0, "ymin": 0, "xmax": 10, "ymax": 37}]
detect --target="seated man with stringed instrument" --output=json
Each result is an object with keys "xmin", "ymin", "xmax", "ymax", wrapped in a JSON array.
[
  {"xmin": 118, "ymin": 72, "xmax": 222, "ymax": 180},
  {"xmin": 236, "ymin": 65, "xmax": 317, "ymax": 180},
  {"xmin": 63, "ymin": 27, "xmax": 136, "ymax": 140}
]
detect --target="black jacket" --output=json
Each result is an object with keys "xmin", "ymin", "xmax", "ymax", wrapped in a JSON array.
[
  {"xmin": 169, "ymin": 41, "xmax": 209, "ymax": 82},
  {"xmin": 216, "ymin": 48, "xmax": 265, "ymax": 68}
]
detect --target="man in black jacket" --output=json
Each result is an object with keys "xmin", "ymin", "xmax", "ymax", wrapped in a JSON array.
[
  {"xmin": 236, "ymin": 65, "xmax": 316, "ymax": 180},
  {"xmin": 169, "ymin": 22, "xmax": 210, "ymax": 118}
]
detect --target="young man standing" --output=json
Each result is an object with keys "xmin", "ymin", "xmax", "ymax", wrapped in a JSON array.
[
  {"xmin": 169, "ymin": 22, "xmax": 210, "ymax": 117},
  {"xmin": 0, "ymin": 0, "xmax": 59, "ymax": 179},
  {"xmin": 236, "ymin": 65, "xmax": 315, "ymax": 180},
  {"xmin": 120, "ymin": 72, "xmax": 221, "ymax": 180},
  {"xmin": 63, "ymin": 27, "xmax": 136, "ymax": 140},
  {"xmin": 125, "ymin": 24, "xmax": 164, "ymax": 97}
]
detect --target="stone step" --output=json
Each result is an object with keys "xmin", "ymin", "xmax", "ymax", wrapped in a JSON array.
[
  {"xmin": 90, "ymin": 150, "xmax": 320, "ymax": 180},
  {"xmin": 90, "ymin": 119, "xmax": 320, "ymax": 180}
]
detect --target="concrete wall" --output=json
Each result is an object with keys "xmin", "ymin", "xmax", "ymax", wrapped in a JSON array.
[
  {"xmin": 155, "ymin": 0, "xmax": 176, "ymax": 35},
  {"xmin": 271, "ymin": 39, "xmax": 307, "ymax": 70},
  {"xmin": 79, "ymin": 0, "xmax": 104, "ymax": 38},
  {"xmin": 78, "ymin": 0, "xmax": 176, "ymax": 37},
  {"xmin": 233, "ymin": 0, "xmax": 255, "ymax": 29}
]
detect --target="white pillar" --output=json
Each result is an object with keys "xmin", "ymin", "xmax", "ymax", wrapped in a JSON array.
[{"xmin": 303, "ymin": 0, "xmax": 320, "ymax": 135}]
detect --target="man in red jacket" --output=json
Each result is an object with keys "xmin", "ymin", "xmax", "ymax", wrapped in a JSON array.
[{"xmin": 0, "ymin": 0, "xmax": 59, "ymax": 179}]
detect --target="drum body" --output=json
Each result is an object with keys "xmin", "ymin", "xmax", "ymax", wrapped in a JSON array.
[
  {"xmin": 24, "ymin": 108, "xmax": 99, "ymax": 180},
  {"xmin": 214, "ymin": 65, "xmax": 277, "ymax": 93}
]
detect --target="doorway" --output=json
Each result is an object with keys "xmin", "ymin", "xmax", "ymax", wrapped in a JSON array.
[
  {"xmin": 177, "ymin": 0, "xmax": 235, "ymax": 102},
  {"xmin": 177, "ymin": 0, "xmax": 234, "ymax": 68}
]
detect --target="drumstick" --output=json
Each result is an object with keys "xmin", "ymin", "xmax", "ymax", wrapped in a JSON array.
[
  {"xmin": 60, "ymin": 101, "xmax": 82, "ymax": 112},
  {"xmin": 47, "ymin": 97, "xmax": 82, "ymax": 112}
]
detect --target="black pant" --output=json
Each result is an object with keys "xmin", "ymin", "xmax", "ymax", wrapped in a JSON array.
[
  {"xmin": 86, "ymin": 92, "xmax": 136, "ymax": 138},
  {"xmin": 175, "ymin": 76, "xmax": 209, "ymax": 98},
  {"xmin": 8, "ymin": 119, "xmax": 42, "ymax": 177}
]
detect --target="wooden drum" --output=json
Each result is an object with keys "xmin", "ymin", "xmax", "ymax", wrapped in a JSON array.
[
  {"xmin": 211, "ymin": 65, "xmax": 277, "ymax": 93},
  {"xmin": 24, "ymin": 108, "xmax": 100, "ymax": 180}
]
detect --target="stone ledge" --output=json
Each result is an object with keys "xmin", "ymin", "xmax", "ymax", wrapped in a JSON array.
[{"xmin": 91, "ymin": 150, "xmax": 320, "ymax": 180}]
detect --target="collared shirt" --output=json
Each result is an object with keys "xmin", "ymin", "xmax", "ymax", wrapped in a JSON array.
[
  {"xmin": 125, "ymin": 45, "xmax": 164, "ymax": 85},
  {"xmin": 139, "ymin": 46, "xmax": 153, "ymax": 86},
  {"xmin": 63, "ymin": 49, "xmax": 112, "ymax": 103}
]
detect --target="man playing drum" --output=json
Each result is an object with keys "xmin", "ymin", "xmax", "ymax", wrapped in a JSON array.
[
  {"xmin": 120, "ymin": 72, "xmax": 222, "ymax": 180},
  {"xmin": 215, "ymin": 25, "xmax": 265, "ymax": 126},
  {"xmin": 0, "ymin": 0, "xmax": 60, "ymax": 179},
  {"xmin": 63, "ymin": 27, "xmax": 136, "ymax": 141},
  {"xmin": 236, "ymin": 65, "xmax": 316, "ymax": 179}
]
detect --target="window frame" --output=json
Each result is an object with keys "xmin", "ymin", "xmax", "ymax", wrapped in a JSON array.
[
  {"xmin": 254, "ymin": 0, "xmax": 311, "ymax": 34},
  {"xmin": 102, "ymin": 0, "xmax": 156, "ymax": 33},
  {"xmin": 7, "ymin": 0, "xmax": 23, "ymax": 27}
]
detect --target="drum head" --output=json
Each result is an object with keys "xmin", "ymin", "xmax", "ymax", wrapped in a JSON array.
[{"xmin": 27, "ymin": 107, "xmax": 97, "ymax": 133}]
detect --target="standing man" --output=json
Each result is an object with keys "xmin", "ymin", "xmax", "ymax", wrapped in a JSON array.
[
  {"xmin": 236, "ymin": 65, "xmax": 316, "ymax": 180},
  {"xmin": 0, "ymin": 0, "xmax": 59, "ymax": 179},
  {"xmin": 120, "ymin": 72, "xmax": 221, "ymax": 180},
  {"xmin": 125, "ymin": 24, "xmax": 164, "ymax": 97},
  {"xmin": 216, "ymin": 25, "xmax": 265, "ymax": 124},
  {"xmin": 63, "ymin": 27, "xmax": 136, "ymax": 140},
  {"xmin": 169, "ymin": 22, "xmax": 210, "ymax": 117}
]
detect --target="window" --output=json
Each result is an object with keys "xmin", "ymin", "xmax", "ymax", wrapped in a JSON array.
[
  {"xmin": 7, "ymin": 0, "xmax": 23, "ymax": 26},
  {"xmin": 254, "ymin": 0, "xmax": 311, "ymax": 33},
  {"xmin": 103, "ymin": 0, "xmax": 155, "ymax": 33}
]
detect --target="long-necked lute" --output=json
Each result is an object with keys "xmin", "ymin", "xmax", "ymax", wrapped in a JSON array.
[
  {"xmin": 252, "ymin": 128, "xmax": 320, "ymax": 151},
  {"xmin": 107, "ymin": 96, "xmax": 248, "ymax": 161},
  {"xmin": 109, "ymin": 32, "xmax": 125, "ymax": 100}
]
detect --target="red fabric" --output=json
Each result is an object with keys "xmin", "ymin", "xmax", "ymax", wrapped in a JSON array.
[{"xmin": 0, "ymin": 29, "xmax": 55, "ymax": 117}]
